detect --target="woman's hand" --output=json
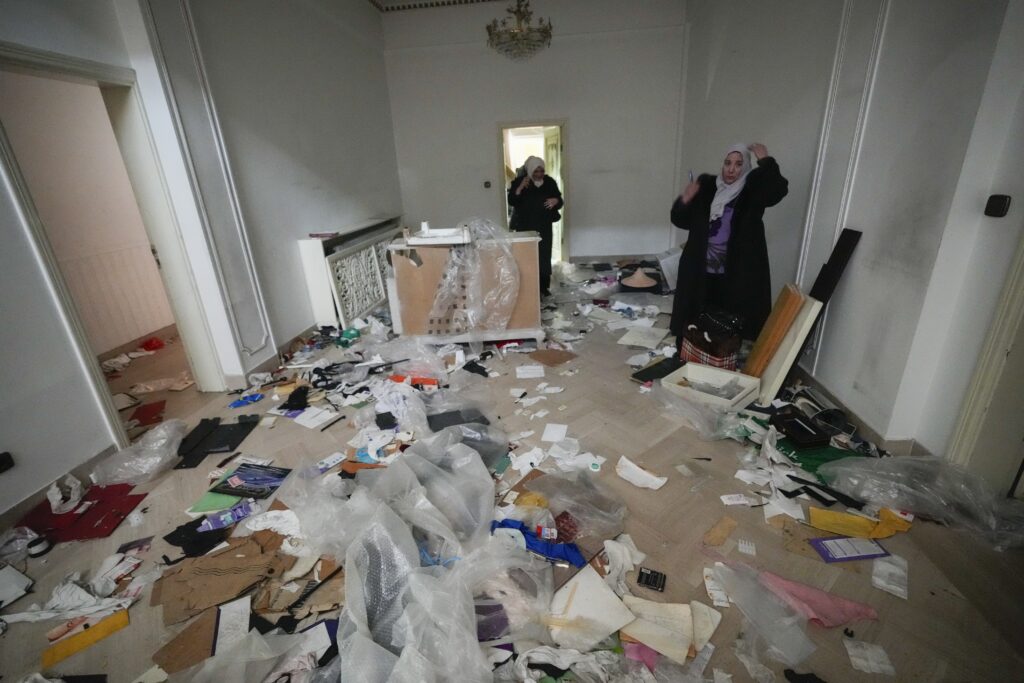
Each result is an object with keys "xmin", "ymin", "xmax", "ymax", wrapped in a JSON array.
[
  {"xmin": 749, "ymin": 143, "xmax": 768, "ymax": 160},
  {"xmin": 515, "ymin": 176, "xmax": 531, "ymax": 195},
  {"xmin": 681, "ymin": 180, "xmax": 699, "ymax": 204},
  {"xmin": 543, "ymin": 198, "xmax": 559, "ymax": 209}
]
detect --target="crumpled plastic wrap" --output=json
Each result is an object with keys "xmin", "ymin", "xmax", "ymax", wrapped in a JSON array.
[
  {"xmin": 47, "ymin": 475, "xmax": 83, "ymax": 514},
  {"xmin": 428, "ymin": 218, "xmax": 521, "ymax": 334},
  {"xmin": 402, "ymin": 442, "xmax": 495, "ymax": 549},
  {"xmin": 0, "ymin": 527, "xmax": 40, "ymax": 564},
  {"xmin": 90, "ymin": 419, "xmax": 188, "ymax": 485},
  {"xmin": 818, "ymin": 455, "xmax": 1024, "ymax": 550},
  {"xmin": 412, "ymin": 421, "xmax": 509, "ymax": 471},
  {"xmin": 524, "ymin": 471, "xmax": 627, "ymax": 541},
  {"xmin": 650, "ymin": 383, "xmax": 749, "ymax": 442}
]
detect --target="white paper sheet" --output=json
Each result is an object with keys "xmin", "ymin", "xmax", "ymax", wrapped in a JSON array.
[
  {"xmin": 843, "ymin": 638, "xmax": 896, "ymax": 675},
  {"xmin": 541, "ymin": 423, "xmax": 569, "ymax": 442},
  {"xmin": 293, "ymin": 407, "xmax": 338, "ymax": 429},
  {"xmin": 872, "ymin": 554, "xmax": 908, "ymax": 599},
  {"xmin": 214, "ymin": 596, "xmax": 251, "ymax": 654},
  {"xmin": 615, "ymin": 456, "xmax": 667, "ymax": 490},
  {"xmin": 720, "ymin": 493, "xmax": 756, "ymax": 506},
  {"xmin": 616, "ymin": 326, "xmax": 670, "ymax": 349},
  {"xmin": 510, "ymin": 447, "xmax": 547, "ymax": 475},
  {"xmin": 516, "ymin": 365, "xmax": 546, "ymax": 379},
  {"xmin": 0, "ymin": 564, "xmax": 33, "ymax": 609},
  {"xmin": 550, "ymin": 565, "xmax": 636, "ymax": 651},
  {"xmin": 621, "ymin": 596, "xmax": 692, "ymax": 664},
  {"xmin": 703, "ymin": 567, "xmax": 730, "ymax": 608}
]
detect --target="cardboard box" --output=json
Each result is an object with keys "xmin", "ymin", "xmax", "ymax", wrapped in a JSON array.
[{"xmin": 661, "ymin": 364, "xmax": 759, "ymax": 410}]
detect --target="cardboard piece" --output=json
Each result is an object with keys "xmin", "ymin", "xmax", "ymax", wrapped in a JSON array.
[
  {"xmin": 528, "ymin": 349, "xmax": 578, "ymax": 367},
  {"xmin": 151, "ymin": 607, "xmax": 217, "ymax": 673},
  {"xmin": 152, "ymin": 538, "xmax": 294, "ymax": 625},
  {"xmin": 42, "ymin": 609, "xmax": 129, "ymax": 668},
  {"xmin": 391, "ymin": 237, "xmax": 541, "ymax": 336},
  {"xmin": 702, "ymin": 516, "xmax": 737, "ymax": 546},
  {"xmin": 744, "ymin": 284, "xmax": 805, "ymax": 378},
  {"xmin": 808, "ymin": 507, "xmax": 911, "ymax": 540}
]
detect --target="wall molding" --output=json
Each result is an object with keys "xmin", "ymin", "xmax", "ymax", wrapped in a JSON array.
[
  {"xmin": 142, "ymin": 0, "xmax": 274, "ymax": 359},
  {"xmin": 947, "ymin": 228, "xmax": 1024, "ymax": 467},
  {"xmin": 0, "ymin": 40, "xmax": 134, "ymax": 86},
  {"xmin": 807, "ymin": 0, "xmax": 890, "ymax": 373}
]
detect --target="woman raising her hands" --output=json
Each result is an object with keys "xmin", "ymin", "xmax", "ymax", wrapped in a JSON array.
[{"xmin": 669, "ymin": 142, "xmax": 788, "ymax": 346}]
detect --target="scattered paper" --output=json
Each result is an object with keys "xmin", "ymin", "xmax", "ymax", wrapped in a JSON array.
[
  {"xmin": 737, "ymin": 539, "xmax": 757, "ymax": 556},
  {"xmin": 703, "ymin": 567, "xmax": 730, "ymax": 608},
  {"xmin": 214, "ymin": 596, "xmax": 251, "ymax": 654},
  {"xmin": 550, "ymin": 565, "xmax": 635, "ymax": 651},
  {"xmin": 516, "ymin": 365, "xmax": 546, "ymax": 379},
  {"xmin": 616, "ymin": 326, "xmax": 670, "ymax": 349},
  {"xmin": 720, "ymin": 494, "xmax": 756, "ymax": 506},
  {"xmin": 293, "ymin": 407, "xmax": 338, "ymax": 429},
  {"xmin": 510, "ymin": 447, "xmax": 547, "ymax": 475},
  {"xmin": 843, "ymin": 638, "xmax": 896, "ymax": 675},
  {"xmin": 510, "ymin": 430, "xmax": 535, "ymax": 441},
  {"xmin": 542, "ymin": 385, "xmax": 565, "ymax": 394},
  {"xmin": 615, "ymin": 456, "xmax": 667, "ymax": 490},
  {"xmin": 734, "ymin": 469, "xmax": 772, "ymax": 487},
  {"xmin": 621, "ymin": 596, "xmax": 692, "ymax": 664},
  {"xmin": 541, "ymin": 423, "xmax": 569, "ymax": 442},
  {"xmin": 872, "ymin": 554, "xmax": 908, "ymax": 599},
  {"xmin": 0, "ymin": 564, "xmax": 33, "ymax": 609},
  {"xmin": 531, "ymin": 409, "xmax": 550, "ymax": 420},
  {"xmin": 811, "ymin": 536, "xmax": 889, "ymax": 563},
  {"xmin": 510, "ymin": 387, "xmax": 527, "ymax": 397}
]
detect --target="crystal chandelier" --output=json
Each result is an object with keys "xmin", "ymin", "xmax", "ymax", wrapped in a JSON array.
[{"xmin": 486, "ymin": 0, "xmax": 552, "ymax": 61}]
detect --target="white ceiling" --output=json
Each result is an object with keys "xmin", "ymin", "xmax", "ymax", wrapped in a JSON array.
[{"xmin": 369, "ymin": 0, "xmax": 501, "ymax": 12}]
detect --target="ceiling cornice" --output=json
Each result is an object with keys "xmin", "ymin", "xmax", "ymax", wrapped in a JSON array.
[{"xmin": 367, "ymin": 0, "xmax": 501, "ymax": 12}]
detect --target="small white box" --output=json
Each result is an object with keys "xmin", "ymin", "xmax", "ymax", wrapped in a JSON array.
[{"xmin": 660, "ymin": 364, "xmax": 760, "ymax": 410}]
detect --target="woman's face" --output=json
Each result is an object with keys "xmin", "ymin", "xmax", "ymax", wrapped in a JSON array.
[
  {"xmin": 721, "ymin": 152, "xmax": 744, "ymax": 185},
  {"xmin": 531, "ymin": 166, "xmax": 546, "ymax": 182}
]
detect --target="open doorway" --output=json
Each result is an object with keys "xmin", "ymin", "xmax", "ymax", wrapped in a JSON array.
[
  {"xmin": 0, "ymin": 68, "xmax": 203, "ymax": 440},
  {"xmin": 501, "ymin": 123, "xmax": 566, "ymax": 262}
]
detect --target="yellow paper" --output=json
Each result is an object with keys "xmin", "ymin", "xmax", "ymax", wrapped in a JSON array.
[
  {"xmin": 808, "ymin": 507, "xmax": 910, "ymax": 539},
  {"xmin": 42, "ymin": 609, "xmax": 129, "ymax": 668}
]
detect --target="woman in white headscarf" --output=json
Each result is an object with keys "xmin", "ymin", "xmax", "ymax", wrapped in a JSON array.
[
  {"xmin": 508, "ymin": 155, "xmax": 563, "ymax": 296},
  {"xmin": 669, "ymin": 143, "xmax": 788, "ymax": 342}
]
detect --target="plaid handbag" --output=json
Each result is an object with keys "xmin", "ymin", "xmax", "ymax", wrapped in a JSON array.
[{"xmin": 680, "ymin": 336, "xmax": 738, "ymax": 370}]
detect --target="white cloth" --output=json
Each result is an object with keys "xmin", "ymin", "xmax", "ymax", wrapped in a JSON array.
[
  {"xmin": 709, "ymin": 143, "xmax": 753, "ymax": 220},
  {"xmin": 525, "ymin": 155, "xmax": 545, "ymax": 186},
  {"xmin": 2, "ymin": 573, "xmax": 132, "ymax": 623},
  {"xmin": 512, "ymin": 646, "xmax": 622, "ymax": 682},
  {"xmin": 603, "ymin": 533, "xmax": 646, "ymax": 596}
]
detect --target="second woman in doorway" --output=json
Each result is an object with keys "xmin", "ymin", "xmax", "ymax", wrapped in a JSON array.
[{"xmin": 508, "ymin": 155, "xmax": 563, "ymax": 297}]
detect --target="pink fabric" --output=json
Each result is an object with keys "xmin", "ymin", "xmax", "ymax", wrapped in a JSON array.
[
  {"xmin": 624, "ymin": 641, "xmax": 661, "ymax": 672},
  {"xmin": 759, "ymin": 570, "xmax": 878, "ymax": 628}
]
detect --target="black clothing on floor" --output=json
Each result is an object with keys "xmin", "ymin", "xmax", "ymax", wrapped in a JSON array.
[
  {"xmin": 509, "ymin": 174, "xmax": 563, "ymax": 294},
  {"xmin": 669, "ymin": 156, "xmax": 788, "ymax": 340}
]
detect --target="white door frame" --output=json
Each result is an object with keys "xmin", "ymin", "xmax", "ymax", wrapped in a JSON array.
[
  {"xmin": 0, "ymin": 41, "xmax": 225, "ymax": 448},
  {"xmin": 947, "ymin": 227, "xmax": 1024, "ymax": 471}
]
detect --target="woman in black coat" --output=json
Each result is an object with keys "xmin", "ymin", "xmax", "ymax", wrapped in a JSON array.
[
  {"xmin": 508, "ymin": 155, "xmax": 563, "ymax": 296},
  {"xmin": 669, "ymin": 143, "xmax": 788, "ymax": 343}
]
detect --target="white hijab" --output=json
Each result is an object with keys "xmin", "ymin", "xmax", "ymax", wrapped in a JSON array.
[
  {"xmin": 710, "ymin": 143, "xmax": 752, "ymax": 221},
  {"xmin": 525, "ymin": 156, "xmax": 545, "ymax": 187}
]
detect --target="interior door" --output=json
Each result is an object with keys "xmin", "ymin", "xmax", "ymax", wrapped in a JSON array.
[{"xmin": 543, "ymin": 126, "xmax": 563, "ymax": 262}]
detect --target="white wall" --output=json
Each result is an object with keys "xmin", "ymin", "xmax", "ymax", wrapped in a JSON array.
[
  {"xmin": 680, "ymin": 0, "xmax": 844, "ymax": 298},
  {"xmin": 0, "ymin": 70, "xmax": 174, "ymax": 354},
  {"xmin": 889, "ymin": 0, "xmax": 1024, "ymax": 454},
  {"xmin": 809, "ymin": 0, "xmax": 1007, "ymax": 435},
  {"xmin": 182, "ymin": 0, "xmax": 404, "ymax": 345},
  {"xmin": 0, "ymin": 0, "xmax": 131, "ymax": 67},
  {"xmin": 384, "ymin": 0, "xmax": 686, "ymax": 258}
]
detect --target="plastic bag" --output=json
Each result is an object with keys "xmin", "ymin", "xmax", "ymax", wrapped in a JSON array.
[
  {"xmin": 401, "ymin": 443, "xmax": 495, "ymax": 549},
  {"xmin": 524, "ymin": 471, "xmax": 627, "ymax": 541},
  {"xmin": 453, "ymin": 536, "xmax": 555, "ymax": 647},
  {"xmin": 90, "ymin": 419, "xmax": 187, "ymax": 485},
  {"xmin": 0, "ymin": 527, "xmax": 39, "ymax": 564},
  {"xmin": 47, "ymin": 474, "xmax": 83, "ymax": 514},
  {"xmin": 818, "ymin": 455, "xmax": 1024, "ymax": 550},
  {"xmin": 712, "ymin": 563, "xmax": 815, "ymax": 667},
  {"xmin": 412, "ymin": 422, "xmax": 509, "ymax": 471},
  {"xmin": 650, "ymin": 383, "xmax": 749, "ymax": 442},
  {"xmin": 427, "ymin": 218, "xmax": 521, "ymax": 334}
]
